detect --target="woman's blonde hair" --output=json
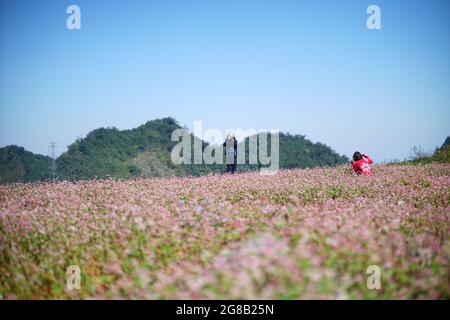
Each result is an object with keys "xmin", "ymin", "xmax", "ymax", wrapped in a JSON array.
[{"xmin": 227, "ymin": 132, "xmax": 235, "ymax": 140}]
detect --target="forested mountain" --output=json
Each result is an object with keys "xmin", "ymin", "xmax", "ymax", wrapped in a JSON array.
[
  {"xmin": 57, "ymin": 118, "xmax": 213, "ymax": 180},
  {"xmin": 1, "ymin": 118, "xmax": 350, "ymax": 183},
  {"xmin": 237, "ymin": 132, "xmax": 348, "ymax": 172},
  {"xmin": 0, "ymin": 146, "xmax": 51, "ymax": 183}
]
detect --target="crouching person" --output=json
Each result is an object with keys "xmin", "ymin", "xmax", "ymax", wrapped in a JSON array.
[{"xmin": 351, "ymin": 151, "xmax": 373, "ymax": 175}]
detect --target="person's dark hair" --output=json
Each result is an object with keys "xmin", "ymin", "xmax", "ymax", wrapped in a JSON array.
[{"xmin": 353, "ymin": 151, "xmax": 363, "ymax": 162}]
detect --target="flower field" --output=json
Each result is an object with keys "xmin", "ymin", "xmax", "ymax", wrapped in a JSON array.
[{"xmin": 0, "ymin": 163, "xmax": 449, "ymax": 299}]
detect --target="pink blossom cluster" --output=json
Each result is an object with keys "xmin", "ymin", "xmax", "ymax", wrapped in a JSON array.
[{"xmin": 0, "ymin": 163, "xmax": 449, "ymax": 299}]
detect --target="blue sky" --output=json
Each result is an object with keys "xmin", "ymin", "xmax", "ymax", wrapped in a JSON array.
[{"xmin": 0, "ymin": 0, "xmax": 449, "ymax": 162}]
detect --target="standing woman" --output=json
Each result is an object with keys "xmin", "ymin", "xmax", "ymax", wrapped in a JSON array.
[{"xmin": 223, "ymin": 133, "xmax": 238, "ymax": 174}]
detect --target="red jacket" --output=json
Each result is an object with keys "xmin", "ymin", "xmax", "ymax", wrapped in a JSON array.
[{"xmin": 351, "ymin": 155, "xmax": 373, "ymax": 175}]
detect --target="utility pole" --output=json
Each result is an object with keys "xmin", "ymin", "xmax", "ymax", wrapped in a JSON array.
[{"xmin": 49, "ymin": 142, "xmax": 57, "ymax": 181}]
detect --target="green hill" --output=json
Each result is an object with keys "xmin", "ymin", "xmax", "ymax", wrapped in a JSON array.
[
  {"xmin": 1, "ymin": 118, "xmax": 350, "ymax": 183},
  {"xmin": 237, "ymin": 132, "xmax": 348, "ymax": 171},
  {"xmin": 432, "ymin": 136, "xmax": 450, "ymax": 163},
  {"xmin": 441, "ymin": 136, "xmax": 450, "ymax": 148},
  {"xmin": 57, "ymin": 118, "xmax": 213, "ymax": 180},
  {"xmin": 0, "ymin": 146, "xmax": 51, "ymax": 183}
]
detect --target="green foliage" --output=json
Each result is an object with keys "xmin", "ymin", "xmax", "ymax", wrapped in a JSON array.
[
  {"xmin": 441, "ymin": 136, "xmax": 450, "ymax": 148},
  {"xmin": 433, "ymin": 144, "xmax": 450, "ymax": 163},
  {"xmin": 0, "ymin": 146, "xmax": 51, "ymax": 183}
]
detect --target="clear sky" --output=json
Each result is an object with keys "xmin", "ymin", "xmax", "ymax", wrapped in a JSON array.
[{"xmin": 1, "ymin": 0, "xmax": 449, "ymax": 162}]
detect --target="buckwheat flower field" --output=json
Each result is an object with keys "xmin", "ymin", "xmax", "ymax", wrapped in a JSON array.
[{"xmin": 0, "ymin": 164, "xmax": 449, "ymax": 299}]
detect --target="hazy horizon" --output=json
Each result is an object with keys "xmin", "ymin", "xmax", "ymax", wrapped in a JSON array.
[{"xmin": 1, "ymin": 0, "xmax": 449, "ymax": 162}]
